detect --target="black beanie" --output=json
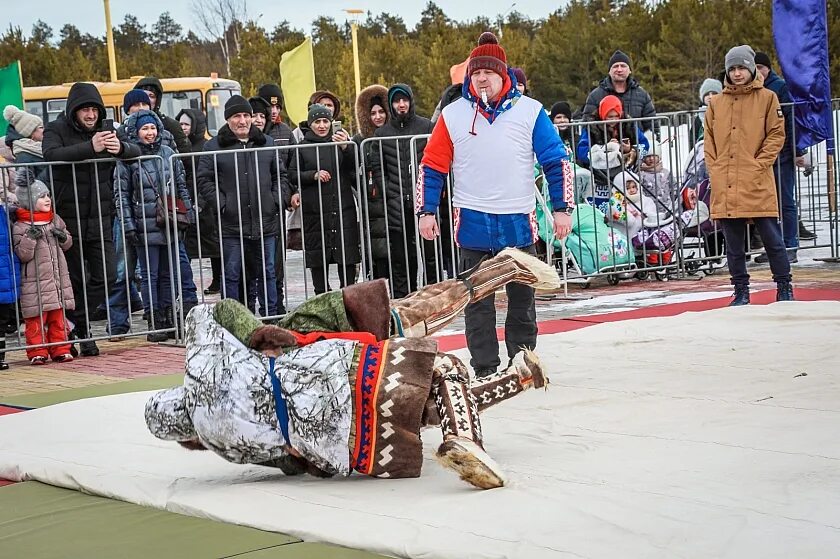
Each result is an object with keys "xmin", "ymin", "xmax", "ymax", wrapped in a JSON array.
[
  {"xmin": 549, "ymin": 102, "xmax": 572, "ymax": 121},
  {"xmin": 249, "ymin": 96, "xmax": 271, "ymax": 120},
  {"xmin": 257, "ymin": 83, "xmax": 284, "ymax": 107},
  {"xmin": 224, "ymin": 95, "xmax": 253, "ymax": 120},
  {"xmin": 754, "ymin": 51, "xmax": 772, "ymax": 69},
  {"xmin": 608, "ymin": 50, "xmax": 632, "ymax": 69}
]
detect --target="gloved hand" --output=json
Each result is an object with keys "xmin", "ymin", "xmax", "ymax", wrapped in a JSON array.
[
  {"xmin": 124, "ymin": 230, "xmax": 140, "ymax": 246},
  {"xmin": 26, "ymin": 226, "xmax": 43, "ymax": 240},
  {"xmin": 53, "ymin": 228, "xmax": 68, "ymax": 243}
]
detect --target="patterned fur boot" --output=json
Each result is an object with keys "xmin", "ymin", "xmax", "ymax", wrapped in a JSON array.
[
  {"xmin": 436, "ymin": 437, "xmax": 506, "ymax": 490},
  {"xmin": 391, "ymin": 248, "xmax": 561, "ymax": 337}
]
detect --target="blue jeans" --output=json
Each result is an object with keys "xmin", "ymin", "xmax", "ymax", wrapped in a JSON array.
[
  {"xmin": 137, "ymin": 243, "xmax": 180, "ymax": 315},
  {"xmin": 159, "ymin": 240, "xmax": 199, "ymax": 309},
  {"xmin": 774, "ymin": 158, "xmax": 798, "ymax": 249},
  {"xmin": 221, "ymin": 236, "xmax": 277, "ymax": 316},
  {"xmin": 107, "ymin": 218, "xmax": 142, "ymax": 333},
  {"xmin": 721, "ymin": 217, "xmax": 792, "ymax": 286}
]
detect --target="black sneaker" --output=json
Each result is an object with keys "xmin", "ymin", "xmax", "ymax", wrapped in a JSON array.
[
  {"xmin": 203, "ymin": 282, "xmax": 221, "ymax": 295},
  {"xmin": 798, "ymin": 222, "xmax": 817, "ymax": 241},
  {"xmin": 79, "ymin": 340, "xmax": 100, "ymax": 357},
  {"xmin": 474, "ymin": 367, "xmax": 498, "ymax": 380}
]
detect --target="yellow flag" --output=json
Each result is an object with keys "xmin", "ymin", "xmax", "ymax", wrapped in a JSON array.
[{"xmin": 280, "ymin": 37, "xmax": 316, "ymax": 125}]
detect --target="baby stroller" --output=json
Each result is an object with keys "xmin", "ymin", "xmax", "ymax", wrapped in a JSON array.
[
  {"xmin": 679, "ymin": 178, "xmax": 725, "ymax": 275},
  {"xmin": 609, "ymin": 172, "xmax": 681, "ymax": 281}
]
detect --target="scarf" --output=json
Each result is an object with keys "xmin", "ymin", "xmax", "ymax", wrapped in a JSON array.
[
  {"xmin": 16, "ymin": 207, "xmax": 54, "ymax": 225},
  {"xmin": 12, "ymin": 138, "xmax": 43, "ymax": 159}
]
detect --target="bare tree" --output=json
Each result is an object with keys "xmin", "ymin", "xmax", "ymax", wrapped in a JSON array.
[{"xmin": 190, "ymin": 0, "xmax": 249, "ymax": 76}]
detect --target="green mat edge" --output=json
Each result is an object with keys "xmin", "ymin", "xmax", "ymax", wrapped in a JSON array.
[
  {"xmin": 0, "ymin": 481, "xmax": 388, "ymax": 559},
  {"xmin": 1, "ymin": 372, "xmax": 184, "ymax": 408}
]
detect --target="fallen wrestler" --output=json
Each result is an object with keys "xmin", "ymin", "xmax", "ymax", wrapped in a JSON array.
[{"xmin": 145, "ymin": 248, "xmax": 559, "ymax": 489}]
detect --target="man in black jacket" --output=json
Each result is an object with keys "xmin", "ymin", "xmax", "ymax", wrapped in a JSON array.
[
  {"xmin": 134, "ymin": 77, "xmax": 192, "ymax": 155},
  {"xmin": 42, "ymin": 82, "xmax": 142, "ymax": 356},
  {"xmin": 582, "ymin": 50, "xmax": 658, "ymax": 135},
  {"xmin": 196, "ymin": 95, "xmax": 290, "ymax": 317},
  {"xmin": 370, "ymin": 83, "xmax": 436, "ymax": 298}
]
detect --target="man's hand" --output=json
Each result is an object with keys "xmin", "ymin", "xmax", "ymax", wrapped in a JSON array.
[
  {"xmin": 91, "ymin": 131, "xmax": 111, "ymax": 153},
  {"xmin": 290, "ymin": 193, "xmax": 301, "ymax": 208},
  {"xmin": 418, "ymin": 214, "xmax": 439, "ymax": 240},
  {"xmin": 104, "ymin": 134, "xmax": 122, "ymax": 155},
  {"xmin": 795, "ymin": 156, "xmax": 806, "ymax": 168},
  {"xmin": 249, "ymin": 325, "xmax": 297, "ymax": 355},
  {"xmin": 553, "ymin": 211, "xmax": 573, "ymax": 240},
  {"xmin": 316, "ymin": 170, "xmax": 331, "ymax": 182}
]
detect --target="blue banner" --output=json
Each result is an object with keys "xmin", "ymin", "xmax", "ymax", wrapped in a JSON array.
[{"xmin": 772, "ymin": 0, "xmax": 835, "ymax": 153}]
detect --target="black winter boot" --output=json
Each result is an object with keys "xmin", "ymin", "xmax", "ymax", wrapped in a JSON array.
[
  {"xmin": 776, "ymin": 281, "xmax": 795, "ymax": 302},
  {"xmin": 147, "ymin": 311, "xmax": 169, "ymax": 343},
  {"xmin": 73, "ymin": 323, "xmax": 99, "ymax": 357},
  {"xmin": 0, "ymin": 335, "xmax": 8, "ymax": 370},
  {"xmin": 729, "ymin": 285, "xmax": 750, "ymax": 306}
]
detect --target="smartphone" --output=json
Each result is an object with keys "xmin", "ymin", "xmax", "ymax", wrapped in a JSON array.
[
  {"xmin": 332, "ymin": 120, "xmax": 343, "ymax": 134},
  {"xmin": 101, "ymin": 118, "xmax": 115, "ymax": 132}
]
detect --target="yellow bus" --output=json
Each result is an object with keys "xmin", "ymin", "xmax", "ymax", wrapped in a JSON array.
[{"xmin": 23, "ymin": 75, "xmax": 241, "ymax": 136}]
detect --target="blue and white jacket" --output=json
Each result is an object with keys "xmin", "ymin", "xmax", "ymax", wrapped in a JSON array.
[{"xmin": 416, "ymin": 69, "xmax": 573, "ymax": 252}]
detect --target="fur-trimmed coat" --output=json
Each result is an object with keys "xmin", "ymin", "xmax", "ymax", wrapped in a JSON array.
[{"xmin": 353, "ymin": 84, "xmax": 390, "ymax": 261}]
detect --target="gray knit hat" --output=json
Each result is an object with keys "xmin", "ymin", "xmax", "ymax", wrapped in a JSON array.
[
  {"xmin": 699, "ymin": 78, "xmax": 723, "ymax": 104},
  {"xmin": 725, "ymin": 45, "xmax": 756, "ymax": 75},
  {"xmin": 15, "ymin": 176, "xmax": 51, "ymax": 210}
]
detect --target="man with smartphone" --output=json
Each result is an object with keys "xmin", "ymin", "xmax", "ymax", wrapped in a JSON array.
[{"xmin": 43, "ymin": 82, "xmax": 141, "ymax": 356}]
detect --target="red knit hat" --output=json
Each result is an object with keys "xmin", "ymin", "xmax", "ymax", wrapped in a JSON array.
[
  {"xmin": 598, "ymin": 95, "xmax": 624, "ymax": 120},
  {"xmin": 467, "ymin": 32, "xmax": 507, "ymax": 78}
]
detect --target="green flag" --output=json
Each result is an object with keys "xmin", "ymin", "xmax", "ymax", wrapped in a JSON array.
[
  {"xmin": 0, "ymin": 60, "xmax": 24, "ymax": 136},
  {"xmin": 279, "ymin": 37, "xmax": 316, "ymax": 125}
]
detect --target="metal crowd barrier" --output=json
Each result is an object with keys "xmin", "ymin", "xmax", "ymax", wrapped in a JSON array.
[{"xmin": 1, "ymin": 102, "xmax": 839, "ymax": 355}]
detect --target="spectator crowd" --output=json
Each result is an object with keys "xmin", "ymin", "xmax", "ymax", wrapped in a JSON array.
[{"xmin": 0, "ymin": 36, "xmax": 814, "ymax": 368}]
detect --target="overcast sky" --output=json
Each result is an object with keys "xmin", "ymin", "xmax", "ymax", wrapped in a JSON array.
[{"xmin": 7, "ymin": 0, "xmax": 564, "ymax": 39}]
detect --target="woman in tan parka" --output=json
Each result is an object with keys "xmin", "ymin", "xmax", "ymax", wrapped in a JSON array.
[{"xmin": 704, "ymin": 45, "xmax": 792, "ymax": 306}]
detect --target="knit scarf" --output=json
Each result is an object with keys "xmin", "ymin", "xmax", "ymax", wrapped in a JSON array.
[
  {"xmin": 12, "ymin": 138, "xmax": 43, "ymax": 159},
  {"xmin": 16, "ymin": 208, "xmax": 54, "ymax": 225}
]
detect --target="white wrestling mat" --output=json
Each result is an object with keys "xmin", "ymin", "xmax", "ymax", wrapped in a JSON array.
[{"xmin": 1, "ymin": 302, "xmax": 838, "ymax": 559}]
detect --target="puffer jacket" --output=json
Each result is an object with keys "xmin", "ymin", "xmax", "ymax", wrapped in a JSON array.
[
  {"xmin": 289, "ymin": 129, "xmax": 360, "ymax": 268},
  {"xmin": 370, "ymin": 84, "xmax": 433, "ymax": 233},
  {"xmin": 42, "ymin": 82, "xmax": 141, "ymax": 240},
  {"xmin": 0, "ymin": 208, "xmax": 20, "ymax": 304},
  {"xmin": 12, "ymin": 212, "xmax": 74, "ymax": 318},
  {"xmin": 353, "ymin": 84, "xmax": 389, "ymax": 260},
  {"xmin": 196, "ymin": 124, "xmax": 289, "ymax": 240},
  {"xmin": 114, "ymin": 110, "xmax": 194, "ymax": 246},
  {"xmin": 582, "ymin": 76, "xmax": 657, "ymax": 133},
  {"xmin": 704, "ymin": 74, "xmax": 785, "ymax": 219}
]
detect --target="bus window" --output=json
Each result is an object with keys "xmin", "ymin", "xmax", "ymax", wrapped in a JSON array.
[
  {"xmin": 206, "ymin": 89, "xmax": 236, "ymax": 136},
  {"xmin": 160, "ymin": 91, "xmax": 202, "ymax": 120},
  {"xmin": 25, "ymin": 101, "xmax": 45, "ymax": 121},
  {"xmin": 46, "ymin": 99, "xmax": 67, "ymax": 123}
]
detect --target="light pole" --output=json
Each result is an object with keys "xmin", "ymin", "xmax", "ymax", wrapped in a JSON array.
[
  {"xmin": 497, "ymin": 2, "xmax": 517, "ymax": 40},
  {"xmin": 103, "ymin": 0, "xmax": 118, "ymax": 81},
  {"xmin": 344, "ymin": 9, "xmax": 363, "ymax": 100}
]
